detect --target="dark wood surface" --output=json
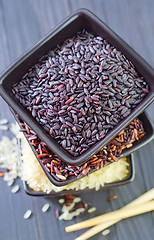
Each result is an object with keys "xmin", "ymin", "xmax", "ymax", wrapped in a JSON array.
[{"xmin": 0, "ymin": 0, "xmax": 154, "ymax": 240}]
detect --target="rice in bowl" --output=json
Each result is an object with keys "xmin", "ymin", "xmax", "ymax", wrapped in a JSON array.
[{"xmin": 20, "ymin": 134, "xmax": 130, "ymax": 193}]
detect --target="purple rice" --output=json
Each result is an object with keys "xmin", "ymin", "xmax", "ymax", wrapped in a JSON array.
[{"xmin": 12, "ymin": 30, "xmax": 149, "ymax": 156}]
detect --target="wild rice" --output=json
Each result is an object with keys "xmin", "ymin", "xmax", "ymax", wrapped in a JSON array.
[{"xmin": 108, "ymin": 195, "xmax": 118, "ymax": 201}]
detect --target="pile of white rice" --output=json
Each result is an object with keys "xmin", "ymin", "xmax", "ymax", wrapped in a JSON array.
[
  {"xmin": 20, "ymin": 132, "xmax": 130, "ymax": 193},
  {"xmin": 0, "ymin": 123, "xmax": 22, "ymax": 186}
]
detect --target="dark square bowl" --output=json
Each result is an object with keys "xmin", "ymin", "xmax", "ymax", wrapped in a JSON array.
[
  {"xmin": 14, "ymin": 110, "xmax": 153, "ymax": 187},
  {"xmin": 0, "ymin": 9, "xmax": 154, "ymax": 166},
  {"xmin": 22, "ymin": 154, "xmax": 135, "ymax": 197}
]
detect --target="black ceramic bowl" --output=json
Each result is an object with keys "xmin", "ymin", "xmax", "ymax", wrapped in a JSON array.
[
  {"xmin": 0, "ymin": 9, "xmax": 154, "ymax": 166},
  {"xmin": 14, "ymin": 110, "xmax": 153, "ymax": 187},
  {"xmin": 22, "ymin": 154, "xmax": 135, "ymax": 197}
]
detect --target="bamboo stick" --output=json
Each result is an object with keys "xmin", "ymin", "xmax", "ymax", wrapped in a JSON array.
[{"xmin": 71, "ymin": 200, "xmax": 154, "ymax": 230}]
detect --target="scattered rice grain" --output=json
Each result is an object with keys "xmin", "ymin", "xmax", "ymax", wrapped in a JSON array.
[
  {"xmin": 11, "ymin": 185, "xmax": 20, "ymax": 193},
  {"xmin": 7, "ymin": 180, "xmax": 14, "ymax": 186},
  {"xmin": 88, "ymin": 207, "xmax": 96, "ymax": 213},
  {"xmin": 73, "ymin": 197, "xmax": 81, "ymax": 203},
  {"xmin": 24, "ymin": 210, "xmax": 32, "ymax": 219},
  {"xmin": 0, "ymin": 125, "xmax": 8, "ymax": 131},
  {"xmin": 102, "ymin": 229, "xmax": 111, "ymax": 236},
  {"xmin": 108, "ymin": 195, "xmax": 118, "ymax": 201},
  {"xmin": 41, "ymin": 203, "xmax": 50, "ymax": 213},
  {"xmin": 58, "ymin": 199, "xmax": 65, "ymax": 204},
  {"xmin": 0, "ymin": 119, "xmax": 8, "ymax": 125}
]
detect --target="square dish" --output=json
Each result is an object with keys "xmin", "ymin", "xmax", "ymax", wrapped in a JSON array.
[
  {"xmin": 0, "ymin": 9, "xmax": 154, "ymax": 166},
  {"xmin": 13, "ymin": 110, "xmax": 153, "ymax": 186}
]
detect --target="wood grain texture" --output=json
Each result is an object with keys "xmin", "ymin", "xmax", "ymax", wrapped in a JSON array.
[{"xmin": 0, "ymin": 0, "xmax": 153, "ymax": 240}]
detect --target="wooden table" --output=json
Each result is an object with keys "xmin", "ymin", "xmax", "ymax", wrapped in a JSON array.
[{"xmin": 0, "ymin": 1, "xmax": 154, "ymax": 239}]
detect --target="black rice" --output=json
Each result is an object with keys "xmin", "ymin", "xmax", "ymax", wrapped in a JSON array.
[{"xmin": 12, "ymin": 30, "xmax": 149, "ymax": 156}]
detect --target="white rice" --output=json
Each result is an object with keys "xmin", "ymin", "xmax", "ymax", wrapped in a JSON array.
[
  {"xmin": 0, "ymin": 123, "xmax": 22, "ymax": 185},
  {"xmin": 102, "ymin": 229, "xmax": 111, "ymax": 236},
  {"xmin": 41, "ymin": 203, "xmax": 50, "ymax": 213},
  {"xmin": 23, "ymin": 210, "xmax": 32, "ymax": 219},
  {"xmin": 0, "ymin": 125, "xmax": 8, "ymax": 131},
  {"xmin": 0, "ymin": 119, "xmax": 8, "ymax": 125},
  {"xmin": 88, "ymin": 207, "xmax": 96, "ymax": 213},
  {"xmin": 11, "ymin": 185, "xmax": 20, "ymax": 193},
  {"xmin": 58, "ymin": 198, "xmax": 65, "ymax": 204}
]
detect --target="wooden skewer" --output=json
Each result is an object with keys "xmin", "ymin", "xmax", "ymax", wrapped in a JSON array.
[{"xmin": 65, "ymin": 188, "xmax": 154, "ymax": 233}]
